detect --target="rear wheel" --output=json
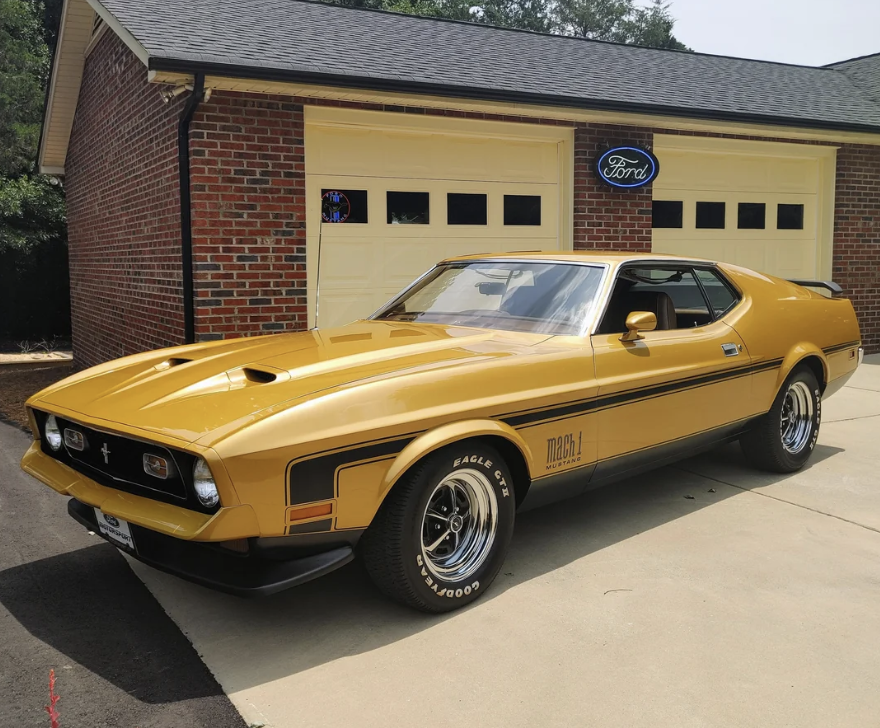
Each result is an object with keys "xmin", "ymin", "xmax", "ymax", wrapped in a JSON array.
[
  {"xmin": 740, "ymin": 365, "xmax": 821, "ymax": 473},
  {"xmin": 360, "ymin": 443, "xmax": 516, "ymax": 613}
]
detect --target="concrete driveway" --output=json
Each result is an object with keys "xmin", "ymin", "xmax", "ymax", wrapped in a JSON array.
[{"xmin": 123, "ymin": 355, "xmax": 880, "ymax": 728}]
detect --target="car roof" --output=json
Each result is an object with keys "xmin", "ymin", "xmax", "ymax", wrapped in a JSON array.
[{"xmin": 441, "ymin": 251, "xmax": 718, "ymax": 266}]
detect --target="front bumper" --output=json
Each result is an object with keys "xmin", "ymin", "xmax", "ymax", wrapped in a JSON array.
[{"xmin": 69, "ymin": 499, "xmax": 354, "ymax": 597}]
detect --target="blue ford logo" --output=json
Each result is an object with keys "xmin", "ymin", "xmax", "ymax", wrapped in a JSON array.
[
  {"xmin": 104, "ymin": 515, "xmax": 120, "ymax": 528},
  {"xmin": 595, "ymin": 146, "xmax": 659, "ymax": 189}
]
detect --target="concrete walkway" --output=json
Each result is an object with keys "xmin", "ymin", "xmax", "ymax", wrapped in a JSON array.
[{"xmin": 128, "ymin": 355, "xmax": 880, "ymax": 728}]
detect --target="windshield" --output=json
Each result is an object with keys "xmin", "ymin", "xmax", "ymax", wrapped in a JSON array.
[{"xmin": 372, "ymin": 261, "xmax": 605, "ymax": 336}]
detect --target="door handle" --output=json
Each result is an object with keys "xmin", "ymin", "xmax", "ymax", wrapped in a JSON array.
[{"xmin": 721, "ymin": 343, "xmax": 742, "ymax": 357}]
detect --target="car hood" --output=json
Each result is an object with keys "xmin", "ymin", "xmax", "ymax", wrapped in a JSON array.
[{"xmin": 33, "ymin": 321, "xmax": 551, "ymax": 444}]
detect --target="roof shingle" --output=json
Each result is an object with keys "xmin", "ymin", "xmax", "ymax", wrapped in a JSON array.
[{"xmin": 97, "ymin": 0, "xmax": 880, "ymax": 133}]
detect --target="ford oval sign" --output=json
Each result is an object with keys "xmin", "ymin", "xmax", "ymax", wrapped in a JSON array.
[{"xmin": 595, "ymin": 146, "xmax": 659, "ymax": 189}]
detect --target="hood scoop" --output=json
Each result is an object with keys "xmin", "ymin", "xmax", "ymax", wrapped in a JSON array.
[
  {"xmin": 155, "ymin": 357, "xmax": 193, "ymax": 371},
  {"xmin": 241, "ymin": 367, "xmax": 278, "ymax": 384}
]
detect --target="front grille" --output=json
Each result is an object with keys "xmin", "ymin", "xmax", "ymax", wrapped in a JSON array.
[{"xmin": 33, "ymin": 411, "xmax": 218, "ymax": 514}]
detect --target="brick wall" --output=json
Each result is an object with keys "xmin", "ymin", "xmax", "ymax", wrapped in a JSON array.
[
  {"xmin": 65, "ymin": 32, "xmax": 186, "ymax": 368},
  {"xmin": 834, "ymin": 144, "xmax": 880, "ymax": 353},
  {"xmin": 188, "ymin": 93, "xmax": 307, "ymax": 339},
  {"xmin": 573, "ymin": 124, "xmax": 654, "ymax": 251}
]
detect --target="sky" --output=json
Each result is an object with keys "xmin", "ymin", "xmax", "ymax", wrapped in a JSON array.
[{"xmin": 664, "ymin": 0, "xmax": 880, "ymax": 66}]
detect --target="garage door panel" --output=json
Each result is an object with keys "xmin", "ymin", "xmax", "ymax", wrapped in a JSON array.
[
  {"xmin": 653, "ymin": 138, "xmax": 831, "ymax": 281},
  {"xmin": 306, "ymin": 115, "xmax": 567, "ymax": 328},
  {"xmin": 309, "ymin": 127, "xmax": 560, "ymax": 184}
]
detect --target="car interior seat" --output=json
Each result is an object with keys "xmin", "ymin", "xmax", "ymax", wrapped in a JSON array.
[{"xmin": 597, "ymin": 290, "xmax": 676, "ymax": 334}]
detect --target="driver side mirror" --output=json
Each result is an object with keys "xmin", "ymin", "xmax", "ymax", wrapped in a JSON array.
[{"xmin": 620, "ymin": 311, "xmax": 657, "ymax": 342}]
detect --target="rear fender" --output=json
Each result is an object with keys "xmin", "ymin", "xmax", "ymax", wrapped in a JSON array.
[
  {"xmin": 380, "ymin": 419, "xmax": 535, "ymax": 501},
  {"xmin": 775, "ymin": 343, "xmax": 828, "ymax": 394}
]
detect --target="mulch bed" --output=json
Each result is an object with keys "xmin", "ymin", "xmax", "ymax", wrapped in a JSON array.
[{"xmin": 0, "ymin": 364, "xmax": 76, "ymax": 430}]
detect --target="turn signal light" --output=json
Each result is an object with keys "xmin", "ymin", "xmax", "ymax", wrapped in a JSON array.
[
  {"xmin": 143, "ymin": 453, "xmax": 171, "ymax": 479},
  {"xmin": 286, "ymin": 503, "xmax": 333, "ymax": 523},
  {"xmin": 63, "ymin": 428, "xmax": 85, "ymax": 451}
]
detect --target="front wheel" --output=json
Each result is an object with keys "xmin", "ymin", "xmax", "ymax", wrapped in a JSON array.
[
  {"xmin": 740, "ymin": 365, "xmax": 821, "ymax": 473},
  {"xmin": 360, "ymin": 443, "xmax": 516, "ymax": 613}
]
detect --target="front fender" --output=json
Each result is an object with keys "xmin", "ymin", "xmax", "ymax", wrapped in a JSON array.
[{"xmin": 380, "ymin": 419, "xmax": 535, "ymax": 501}]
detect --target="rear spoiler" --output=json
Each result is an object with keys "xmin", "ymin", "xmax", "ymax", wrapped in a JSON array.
[{"xmin": 788, "ymin": 279, "xmax": 843, "ymax": 295}]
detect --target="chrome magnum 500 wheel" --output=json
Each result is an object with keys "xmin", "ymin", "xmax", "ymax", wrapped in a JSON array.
[
  {"xmin": 361, "ymin": 443, "xmax": 515, "ymax": 613},
  {"xmin": 741, "ymin": 364, "xmax": 821, "ymax": 473}
]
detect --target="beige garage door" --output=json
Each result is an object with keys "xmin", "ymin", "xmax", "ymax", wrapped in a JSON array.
[
  {"xmin": 305, "ymin": 108, "xmax": 572, "ymax": 328},
  {"xmin": 652, "ymin": 135, "xmax": 836, "ymax": 280}
]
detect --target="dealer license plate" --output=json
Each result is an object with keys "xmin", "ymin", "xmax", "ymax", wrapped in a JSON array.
[{"xmin": 94, "ymin": 509, "xmax": 136, "ymax": 552}]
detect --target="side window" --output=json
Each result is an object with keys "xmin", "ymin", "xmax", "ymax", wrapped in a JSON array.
[
  {"xmin": 695, "ymin": 269, "xmax": 740, "ymax": 317},
  {"xmin": 597, "ymin": 266, "xmax": 712, "ymax": 334}
]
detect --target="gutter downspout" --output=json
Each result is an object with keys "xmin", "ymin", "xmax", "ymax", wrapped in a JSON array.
[{"xmin": 178, "ymin": 73, "xmax": 206, "ymax": 344}]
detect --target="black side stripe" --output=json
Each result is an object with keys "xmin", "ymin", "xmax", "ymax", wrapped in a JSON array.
[
  {"xmin": 500, "ymin": 359, "xmax": 783, "ymax": 428},
  {"xmin": 287, "ymin": 435, "xmax": 416, "ymax": 507},
  {"xmin": 822, "ymin": 341, "xmax": 860, "ymax": 356}
]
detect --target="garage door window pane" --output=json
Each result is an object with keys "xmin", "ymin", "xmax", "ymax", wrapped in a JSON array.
[
  {"xmin": 447, "ymin": 193, "xmax": 487, "ymax": 225},
  {"xmin": 387, "ymin": 192, "xmax": 429, "ymax": 224},
  {"xmin": 321, "ymin": 189, "xmax": 368, "ymax": 224},
  {"xmin": 777, "ymin": 204, "xmax": 804, "ymax": 230},
  {"xmin": 737, "ymin": 203, "xmax": 766, "ymax": 229},
  {"xmin": 504, "ymin": 195, "xmax": 541, "ymax": 226},
  {"xmin": 696, "ymin": 202, "xmax": 725, "ymax": 229},
  {"xmin": 652, "ymin": 201, "xmax": 683, "ymax": 228}
]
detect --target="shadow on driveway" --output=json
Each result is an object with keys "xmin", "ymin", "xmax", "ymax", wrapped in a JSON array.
[
  {"xmin": 121, "ymin": 440, "xmax": 846, "ymax": 698},
  {"xmin": 0, "ymin": 422, "xmax": 246, "ymax": 728}
]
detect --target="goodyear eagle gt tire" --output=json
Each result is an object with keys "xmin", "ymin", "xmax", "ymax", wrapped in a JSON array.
[
  {"xmin": 740, "ymin": 364, "xmax": 821, "ymax": 473},
  {"xmin": 360, "ymin": 443, "xmax": 516, "ymax": 613}
]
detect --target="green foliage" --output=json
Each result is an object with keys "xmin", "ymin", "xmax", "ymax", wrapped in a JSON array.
[
  {"xmin": 0, "ymin": 174, "xmax": 65, "ymax": 252},
  {"xmin": 0, "ymin": 0, "xmax": 50, "ymax": 176},
  {"xmin": 0, "ymin": 0, "xmax": 69, "ymax": 337}
]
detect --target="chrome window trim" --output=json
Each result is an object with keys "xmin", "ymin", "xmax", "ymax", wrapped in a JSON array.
[{"xmin": 368, "ymin": 259, "xmax": 611, "ymax": 338}]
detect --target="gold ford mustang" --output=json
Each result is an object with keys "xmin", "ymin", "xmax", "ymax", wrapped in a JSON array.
[{"xmin": 22, "ymin": 253, "xmax": 862, "ymax": 612}]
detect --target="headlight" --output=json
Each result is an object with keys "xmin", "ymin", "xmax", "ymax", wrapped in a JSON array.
[
  {"xmin": 192, "ymin": 457, "xmax": 219, "ymax": 508},
  {"xmin": 44, "ymin": 415, "xmax": 62, "ymax": 451}
]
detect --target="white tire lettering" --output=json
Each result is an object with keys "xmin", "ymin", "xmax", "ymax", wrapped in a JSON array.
[
  {"xmin": 464, "ymin": 586, "xmax": 471, "ymax": 595},
  {"xmin": 455, "ymin": 589, "xmax": 463, "ymax": 597},
  {"xmin": 416, "ymin": 554, "xmax": 423, "ymax": 567}
]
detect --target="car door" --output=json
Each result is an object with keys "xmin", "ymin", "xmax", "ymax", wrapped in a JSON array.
[{"xmin": 590, "ymin": 264, "xmax": 752, "ymax": 481}]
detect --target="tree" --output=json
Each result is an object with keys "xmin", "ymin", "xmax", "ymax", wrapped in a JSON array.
[
  {"xmin": 552, "ymin": 0, "xmax": 631, "ymax": 40},
  {"xmin": 552, "ymin": 0, "xmax": 689, "ymax": 48},
  {"xmin": 0, "ymin": 0, "xmax": 49, "ymax": 177},
  {"xmin": 619, "ymin": 0, "xmax": 690, "ymax": 50},
  {"xmin": 473, "ymin": 0, "xmax": 552, "ymax": 33},
  {"xmin": 0, "ymin": 0, "xmax": 69, "ymax": 340}
]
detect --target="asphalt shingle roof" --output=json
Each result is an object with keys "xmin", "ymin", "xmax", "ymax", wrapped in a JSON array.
[
  {"xmin": 98, "ymin": 0, "xmax": 880, "ymax": 133},
  {"xmin": 831, "ymin": 53, "xmax": 880, "ymax": 105}
]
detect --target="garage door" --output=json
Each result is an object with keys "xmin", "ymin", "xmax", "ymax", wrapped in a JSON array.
[
  {"xmin": 305, "ymin": 108, "xmax": 571, "ymax": 328},
  {"xmin": 652, "ymin": 135, "xmax": 836, "ymax": 280}
]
